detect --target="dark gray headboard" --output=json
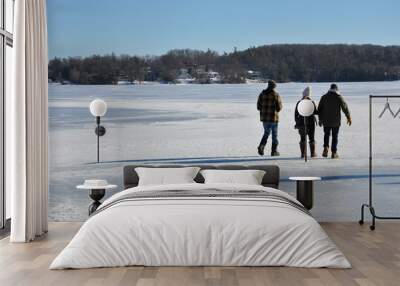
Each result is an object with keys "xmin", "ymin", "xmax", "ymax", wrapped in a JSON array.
[{"xmin": 123, "ymin": 164, "xmax": 280, "ymax": 189}]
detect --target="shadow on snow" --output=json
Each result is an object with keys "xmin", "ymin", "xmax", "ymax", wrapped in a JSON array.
[{"xmin": 85, "ymin": 155, "xmax": 400, "ymax": 183}]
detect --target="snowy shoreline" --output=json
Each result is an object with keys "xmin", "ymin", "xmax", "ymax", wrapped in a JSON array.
[{"xmin": 50, "ymin": 80, "xmax": 400, "ymax": 86}]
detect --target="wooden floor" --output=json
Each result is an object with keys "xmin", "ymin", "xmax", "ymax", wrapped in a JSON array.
[{"xmin": 0, "ymin": 222, "xmax": 399, "ymax": 286}]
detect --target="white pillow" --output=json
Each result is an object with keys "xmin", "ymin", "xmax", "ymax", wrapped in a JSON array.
[
  {"xmin": 135, "ymin": 167, "xmax": 200, "ymax": 186},
  {"xmin": 200, "ymin": 169, "xmax": 266, "ymax": 185}
]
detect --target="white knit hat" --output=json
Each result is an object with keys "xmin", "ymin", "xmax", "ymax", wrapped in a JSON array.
[{"xmin": 302, "ymin": 86, "xmax": 312, "ymax": 98}]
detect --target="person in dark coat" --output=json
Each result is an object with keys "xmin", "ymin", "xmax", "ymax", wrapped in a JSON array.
[
  {"xmin": 257, "ymin": 80, "xmax": 283, "ymax": 156},
  {"xmin": 318, "ymin": 84, "xmax": 352, "ymax": 159},
  {"xmin": 295, "ymin": 86, "xmax": 318, "ymax": 158}
]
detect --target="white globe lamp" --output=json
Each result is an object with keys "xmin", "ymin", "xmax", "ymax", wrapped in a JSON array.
[
  {"xmin": 297, "ymin": 99, "xmax": 315, "ymax": 117},
  {"xmin": 90, "ymin": 99, "xmax": 107, "ymax": 117},
  {"xmin": 89, "ymin": 99, "xmax": 108, "ymax": 163}
]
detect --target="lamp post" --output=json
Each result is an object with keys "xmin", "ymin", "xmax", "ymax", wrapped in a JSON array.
[
  {"xmin": 297, "ymin": 99, "xmax": 315, "ymax": 162},
  {"xmin": 89, "ymin": 99, "xmax": 107, "ymax": 163}
]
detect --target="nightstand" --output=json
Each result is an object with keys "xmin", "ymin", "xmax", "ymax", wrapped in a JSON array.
[
  {"xmin": 77, "ymin": 180, "xmax": 117, "ymax": 215},
  {"xmin": 289, "ymin": 177, "xmax": 321, "ymax": 210}
]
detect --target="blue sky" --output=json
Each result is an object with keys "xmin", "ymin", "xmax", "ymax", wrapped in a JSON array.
[{"xmin": 47, "ymin": 0, "xmax": 400, "ymax": 58}]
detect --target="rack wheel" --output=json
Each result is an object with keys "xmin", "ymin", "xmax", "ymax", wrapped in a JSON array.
[
  {"xmin": 358, "ymin": 220, "xmax": 364, "ymax": 225},
  {"xmin": 370, "ymin": 225, "xmax": 375, "ymax": 231}
]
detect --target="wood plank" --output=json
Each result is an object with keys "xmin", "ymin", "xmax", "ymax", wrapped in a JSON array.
[{"xmin": 1, "ymin": 222, "xmax": 400, "ymax": 286}]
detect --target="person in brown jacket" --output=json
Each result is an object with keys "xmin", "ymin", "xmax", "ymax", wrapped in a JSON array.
[{"xmin": 257, "ymin": 80, "xmax": 283, "ymax": 156}]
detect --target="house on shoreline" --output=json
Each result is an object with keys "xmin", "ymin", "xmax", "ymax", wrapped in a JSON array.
[
  {"xmin": 245, "ymin": 70, "xmax": 267, "ymax": 83},
  {"xmin": 176, "ymin": 68, "xmax": 196, "ymax": 84}
]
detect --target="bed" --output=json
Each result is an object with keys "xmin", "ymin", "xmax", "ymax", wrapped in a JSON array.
[{"xmin": 50, "ymin": 164, "xmax": 350, "ymax": 269}]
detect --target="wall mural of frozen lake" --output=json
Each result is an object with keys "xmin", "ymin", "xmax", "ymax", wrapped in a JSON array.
[{"xmin": 49, "ymin": 81, "xmax": 400, "ymax": 221}]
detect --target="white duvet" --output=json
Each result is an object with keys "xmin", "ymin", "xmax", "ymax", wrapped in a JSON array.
[{"xmin": 50, "ymin": 183, "xmax": 351, "ymax": 269}]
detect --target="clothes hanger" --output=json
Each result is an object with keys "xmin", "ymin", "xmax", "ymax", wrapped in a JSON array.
[
  {"xmin": 394, "ymin": 107, "xmax": 400, "ymax": 119},
  {"xmin": 378, "ymin": 98, "xmax": 395, "ymax": 118}
]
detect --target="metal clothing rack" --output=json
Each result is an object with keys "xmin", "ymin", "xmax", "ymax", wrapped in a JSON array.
[{"xmin": 359, "ymin": 95, "xmax": 400, "ymax": 230}]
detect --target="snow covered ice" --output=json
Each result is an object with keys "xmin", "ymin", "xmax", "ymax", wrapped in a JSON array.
[{"xmin": 49, "ymin": 81, "xmax": 400, "ymax": 221}]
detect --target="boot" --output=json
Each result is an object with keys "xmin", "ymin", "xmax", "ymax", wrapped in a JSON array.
[
  {"xmin": 299, "ymin": 142, "xmax": 305, "ymax": 158},
  {"xmin": 257, "ymin": 144, "xmax": 265, "ymax": 156},
  {"xmin": 331, "ymin": 151, "xmax": 339, "ymax": 159},
  {"xmin": 322, "ymin": 146, "xmax": 329, "ymax": 158},
  {"xmin": 310, "ymin": 142, "xmax": 317, "ymax": 158},
  {"xmin": 271, "ymin": 143, "xmax": 280, "ymax": 156}
]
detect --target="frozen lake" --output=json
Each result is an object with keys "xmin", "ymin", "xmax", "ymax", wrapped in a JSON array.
[{"xmin": 49, "ymin": 82, "xmax": 400, "ymax": 221}]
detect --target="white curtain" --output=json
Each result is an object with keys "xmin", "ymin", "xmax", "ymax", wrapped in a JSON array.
[{"xmin": 9, "ymin": 0, "xmax": 49, "ymax": 242}]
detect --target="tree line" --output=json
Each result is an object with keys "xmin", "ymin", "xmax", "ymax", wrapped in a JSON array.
[{"xmin": 48, "ymin": 44, "xmax": 400, "ymax": 84}]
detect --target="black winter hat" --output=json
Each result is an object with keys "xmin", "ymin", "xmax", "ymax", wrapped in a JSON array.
[
  {"xmin": 330, "ymin": 83, "xmax": 338, "ymax": 91},
  {"xmin": 268, "ymin": 80, "xmax": 277, "ymax": 89}
]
